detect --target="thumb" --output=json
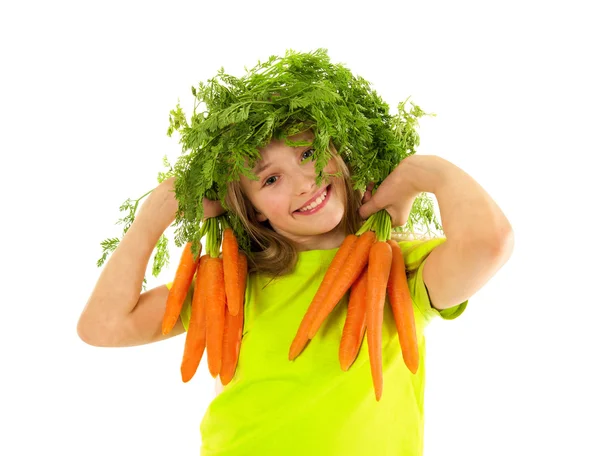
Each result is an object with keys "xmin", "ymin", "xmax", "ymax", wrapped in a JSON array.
[{"xmin": 359, "ymin": 198, "xmax": 379, "ymax": 220}]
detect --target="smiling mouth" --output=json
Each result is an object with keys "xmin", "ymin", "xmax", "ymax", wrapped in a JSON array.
[{"xmin": 294, "ymin": 184, "xmax": 332, "ymax": 215}]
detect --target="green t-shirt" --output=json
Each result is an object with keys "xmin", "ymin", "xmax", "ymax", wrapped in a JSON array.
[{"xmin": 169, "ymin": 238, "xmax": 467, "ymax": 455}]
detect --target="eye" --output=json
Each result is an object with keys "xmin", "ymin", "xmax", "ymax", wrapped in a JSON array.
[
  {"xmin": 263, "ymin": 175, "xmax": 278, "ymax": 187},
  {"xmin": 301, "ymin": 148, "xmax": 315, "ymax": 161}
]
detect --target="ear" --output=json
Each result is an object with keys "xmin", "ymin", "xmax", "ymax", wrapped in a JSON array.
[{"xmin": 256, "ymin": 212, "xmax": 268, "ymax": 222}]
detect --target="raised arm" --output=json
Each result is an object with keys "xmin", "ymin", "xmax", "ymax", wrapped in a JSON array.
[
  {"xmin": 359, "ymin": 154, "xmax": 514, "ymax": 310},
  {"xmin": 77, "ymin": 177, "xmax": 185, "ymax": 347}
]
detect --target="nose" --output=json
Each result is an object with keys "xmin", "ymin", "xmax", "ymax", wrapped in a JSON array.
[{"xmin": 292, "ymin": 168, "xmax": 317, "ymax": 196}]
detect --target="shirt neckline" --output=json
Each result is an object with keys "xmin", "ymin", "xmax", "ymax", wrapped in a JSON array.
[{"xmin": 295, "ymin": 247, "xmax": 340, "ymax": 264}]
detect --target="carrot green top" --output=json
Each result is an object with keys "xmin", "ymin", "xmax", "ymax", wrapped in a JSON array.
[{"xmin": 168, "ymin": 237, "xmax": 467, "ymax": 456}]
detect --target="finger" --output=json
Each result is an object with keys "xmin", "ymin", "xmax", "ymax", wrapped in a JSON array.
[
  {"xmin": 361, "ymin": 182, "xmax": 375, "ymax": 204},
  {"xmin": 205, "ymin": 198, "xmax": 225, "ymax": 212},
  {"xmin": 358, "ymin": 197, "xmax": 381, "ymax": 220}
]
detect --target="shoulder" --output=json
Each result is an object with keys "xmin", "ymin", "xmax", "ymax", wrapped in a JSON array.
[{"xmin": 396, "ymin": 237, "xmax": 446, "ymax": 269}]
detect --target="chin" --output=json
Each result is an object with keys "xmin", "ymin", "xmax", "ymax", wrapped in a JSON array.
[{"xmin": 307, "ymin": 206, "xmax": 345, "ymax": 235}]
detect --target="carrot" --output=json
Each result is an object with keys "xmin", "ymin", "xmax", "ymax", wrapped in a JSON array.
[
  {"xmin": 339, "ymin": 264, "xmax": 368, "ymax": 371},
  {"xmin": 307, "ymin": 231, "xmax": 376, "ymax": 339},
  {"xmin": 220, "ymin": 252, "xmax": 247, "ymax": 385},
  {"xmin": 366, "ymin": 241, "xmax": 393, "ymax": 401},
  {"xmin": 289, "ymin": 234, "xmax": 358, "ymax": 361},
  {"xmin": 235, "ymin": 251, "xmax": 248, "ymax": 318},
  {"xmin": 180, "ymin": 255, "xmax": 209, "ymax": 383},
  {"xmin": 222, "ymin": 227, "xmax": 241, "ymax": 316},
  {"xmin": 162, "ymin": 242, "xmax": 202, "ymax": 335},
  {"xmin": 205, "ymin": 256, "xmax": 226, "ymax": 378},
  {"xmin": 387, "ymin": 240, "xmax": 419, "ymax": 374}
]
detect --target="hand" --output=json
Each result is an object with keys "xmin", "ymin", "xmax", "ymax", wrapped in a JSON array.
[
  {"xmin": 358, "ymin": 158, "xmax": 421, "ymax": 228},
  {"xmin": 135, "ymin": 177, "xmax": 225, "ymax": 234}
]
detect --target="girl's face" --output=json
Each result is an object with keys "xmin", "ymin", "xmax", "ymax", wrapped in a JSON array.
[{"xmin": 239, "ymin": 130, "xmax": 347, "ymax": 250}]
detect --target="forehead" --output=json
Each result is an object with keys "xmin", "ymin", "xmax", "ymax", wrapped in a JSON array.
[
  {"xmin": 258, "ymin": 129, "xmax": 314, "ymax": 157},
  {"xmin": 251, "ymin": 129, "xmax": 315, "ymax": 169}
]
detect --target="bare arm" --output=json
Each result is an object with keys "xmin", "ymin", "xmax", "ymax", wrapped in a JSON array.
[
  {"xmin": 77, "ymin": 232, "xmax": 187, "ymax": 347},
  {"xmin": 404, "ymin": 155, "xmax": 514, "ymax": 310}
]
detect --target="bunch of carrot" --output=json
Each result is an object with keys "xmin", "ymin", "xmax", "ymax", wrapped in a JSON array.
[
  {"xmin": 289, "ymin": 210, "xmax": 418, "ymax": 401},
  {"xmin": 161, "ymin": 217, "xmax": 247, "ymax": 386}
]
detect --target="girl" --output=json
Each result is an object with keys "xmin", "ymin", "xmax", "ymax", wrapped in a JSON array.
[{"xmin": 77, "ymin": 51, "xmax": 514, "ymax": 455}]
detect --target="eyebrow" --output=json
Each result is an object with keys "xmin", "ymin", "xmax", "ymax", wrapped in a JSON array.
[
  {"xmin": 253, "ymin": 161, "xmax": 272, "ymax": 176},
  {"xmin": 252, "ymin": 145, "xmax": 314, "ymax": 178}
]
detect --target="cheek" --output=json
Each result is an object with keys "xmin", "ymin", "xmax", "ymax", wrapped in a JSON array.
[
  {"xmin": 272, "ymin": 197, "xmax": 291, "ymax": 215},
  {"xmin": 259, "ymin": 192, "xmax": 290, "ymax": 217}
]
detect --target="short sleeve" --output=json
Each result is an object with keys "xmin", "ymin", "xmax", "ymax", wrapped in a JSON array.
[
  {"xmin": 399, "ymin": 237, "xmax": 468, "ymax": 325},
  {"xmin": 165, "ymin": 278, "xmax": 195, "ymax": 331}
]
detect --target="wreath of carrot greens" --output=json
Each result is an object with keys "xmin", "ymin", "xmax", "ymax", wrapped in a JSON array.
[{"xmin": 96, "ymin": 48, "xmax": 442, "ymax": 398}]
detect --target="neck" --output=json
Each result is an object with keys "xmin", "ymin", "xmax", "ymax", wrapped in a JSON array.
[{"xmin": 294, "ymin": 226, "xmax": 347, "ymax": 252}]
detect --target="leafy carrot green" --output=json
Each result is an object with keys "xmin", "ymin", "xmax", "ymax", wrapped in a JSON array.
[{"xmin": 97, "ymin": 49, "xmax": 441, "ymax": 286}]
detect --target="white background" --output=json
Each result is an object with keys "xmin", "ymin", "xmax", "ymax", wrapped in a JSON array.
[{"xmin": 1, "ymin": 0, "xmax": 598, "ymax": 455}]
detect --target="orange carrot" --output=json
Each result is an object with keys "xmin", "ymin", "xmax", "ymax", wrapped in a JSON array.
[
  {"xmin": 308, "ymin": 231, "xmax": 376, "ymax": 339},
  {"xmin": 162, "ymin": 242, "xmax": 201, "ymax": 335},
  {"xmin": 222, "ymin": 227, "xmax": 241, "ymax": 316},
  {"xmin": 180, "ymin": 255, "xmax": 209, "ymax": 383},
  {"xmin": 366, "ymin": 241, "xmax": 393, "ymax": 401},
  {"xmin": 220, "ymin": 253, "xmax": 247, "ymax": 385},
  {"xmin": 235, "ymin": 251, "xmax": 248, "ymax": 316},
  {"xmin": 339, "ymin": 264, "xmax": 368, "ymax": 371},
  {"xmin": 387, "ymin": 240, "xmax": 419, "ymax": 374},
  {"xmin": 289, "ymin": 234, "xmax": 358, "ymax": 361},
  {"xmin": 205, "ymin": 256, "xmax": 226, "ymax": 378}
]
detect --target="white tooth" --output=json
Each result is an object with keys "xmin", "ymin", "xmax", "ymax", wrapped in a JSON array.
[{"xmin": 299, "ymin": 189, "xmax": 328, "ymax": 212}]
